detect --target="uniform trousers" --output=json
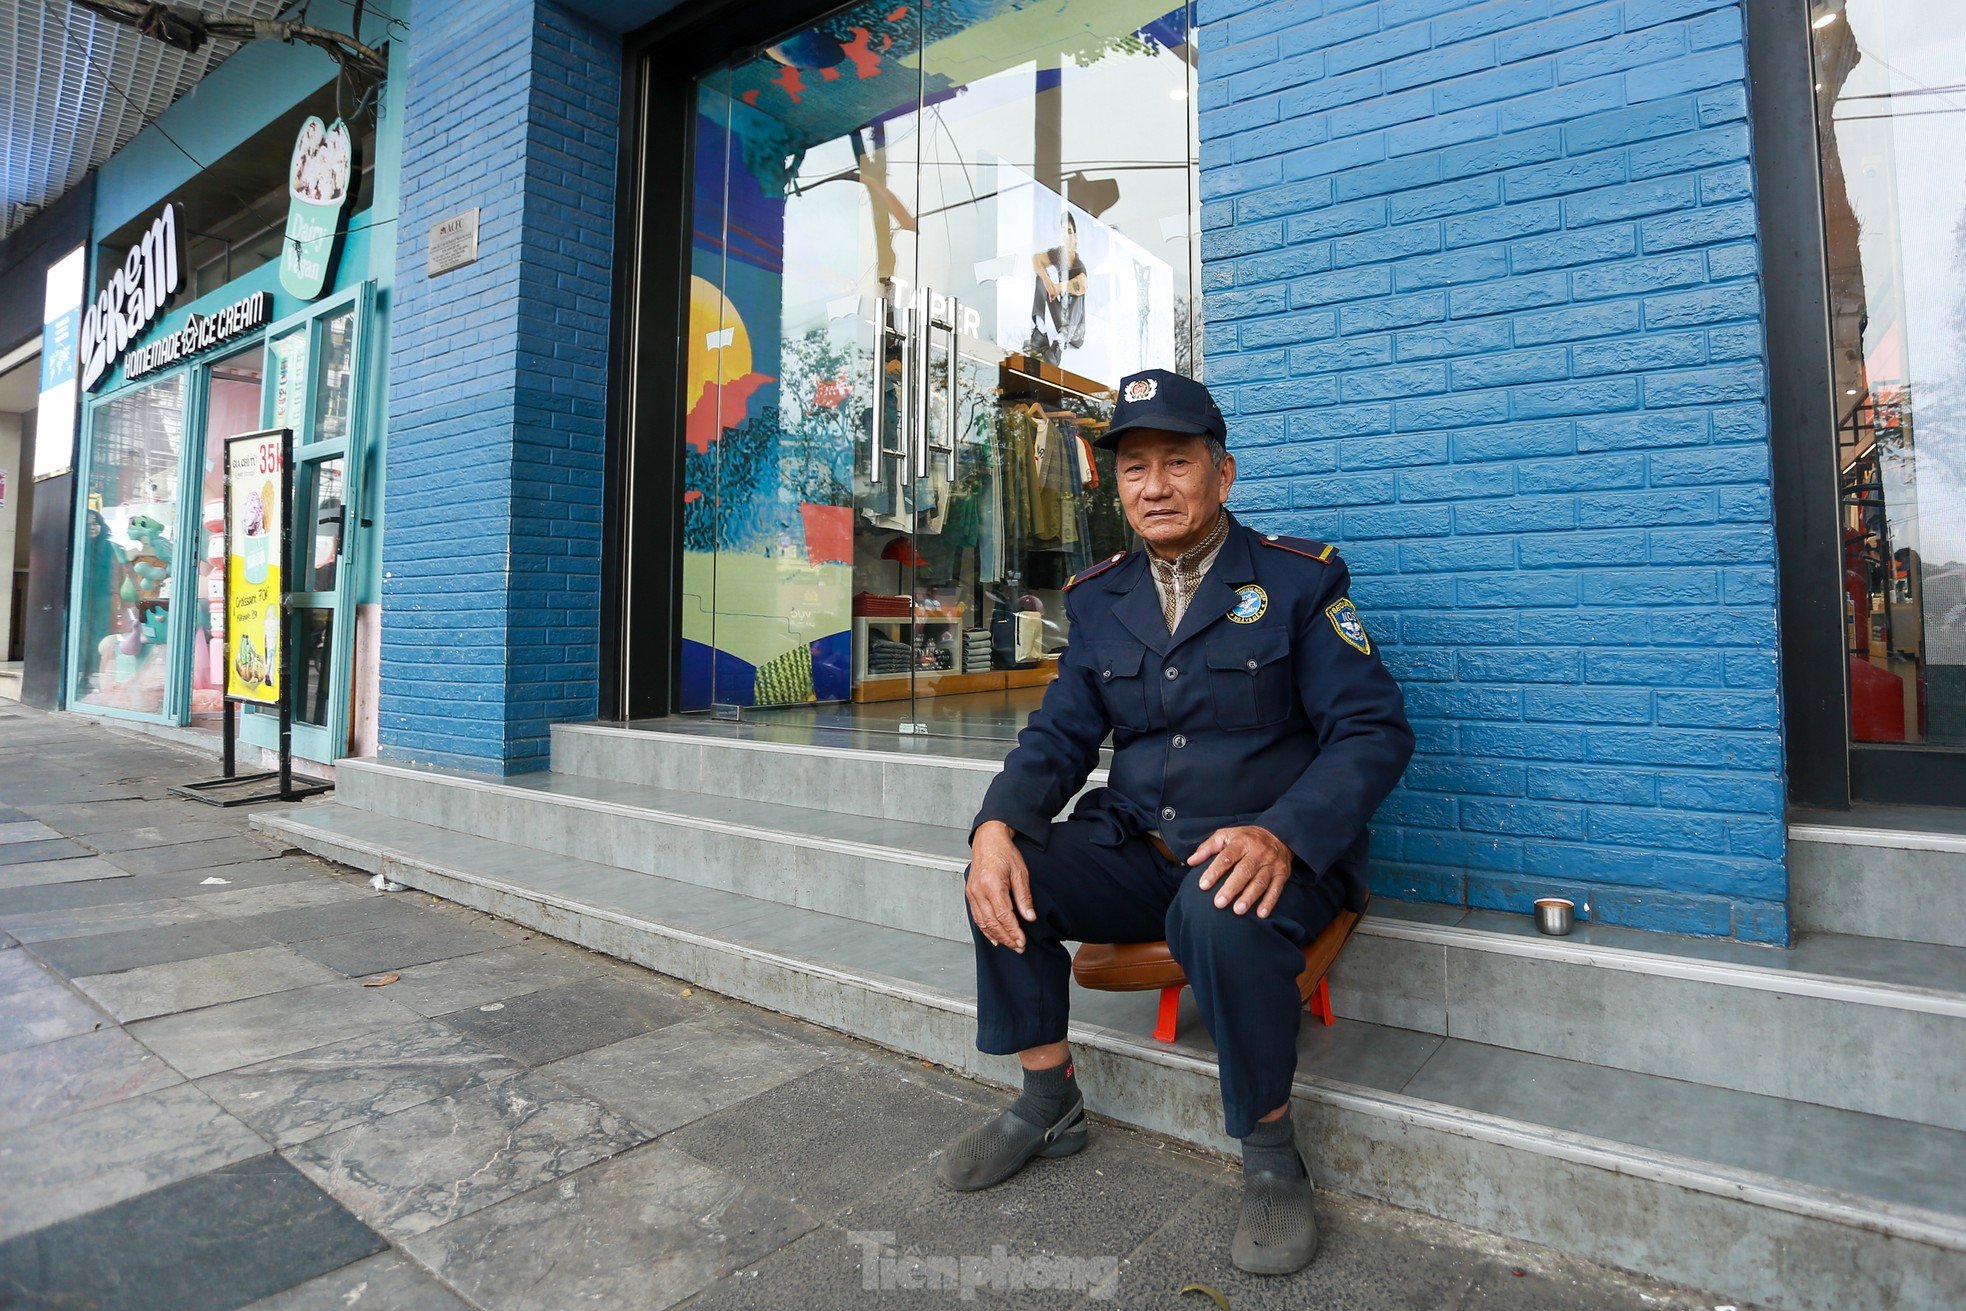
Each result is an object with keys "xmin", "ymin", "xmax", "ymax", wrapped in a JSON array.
[{"xmin": 967, "ymin": 815, "xmax": 1344, "ymax": 1139}]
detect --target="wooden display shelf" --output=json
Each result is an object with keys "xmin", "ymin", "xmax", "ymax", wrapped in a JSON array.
[{"xmin": 851, "ymin": 658, "xmax": 1060, "ymax": 703}]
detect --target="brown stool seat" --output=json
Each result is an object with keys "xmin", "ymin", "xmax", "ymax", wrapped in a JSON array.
[{"xmin": 1071, "ymin": 896, "xmax": 1367, "ymax": 1043}]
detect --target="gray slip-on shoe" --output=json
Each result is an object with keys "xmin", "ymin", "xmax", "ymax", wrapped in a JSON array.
[
  {"xmin": 936, "ymin": 1095, "xmax": 1088, "ymax": 1191},
  {"xmin": 1230, "ymin": 1148, "xmax": 1319, "ymax": 1275}
]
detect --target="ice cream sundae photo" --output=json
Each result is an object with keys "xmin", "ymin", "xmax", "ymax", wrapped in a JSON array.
[{"xmin": 290, "ymin": 117, "xmax": 352, "ymax": 205}]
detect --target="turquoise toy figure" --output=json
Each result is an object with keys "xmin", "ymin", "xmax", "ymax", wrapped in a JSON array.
[{"xmin": 121, "ymin": 514, "xmax": 175, "ymax": 649}]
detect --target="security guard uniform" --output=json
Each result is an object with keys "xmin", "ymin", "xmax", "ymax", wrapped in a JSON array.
[{"xmin": 966, "ymin": 505, "xmax": 1415, "ymax": 1141}]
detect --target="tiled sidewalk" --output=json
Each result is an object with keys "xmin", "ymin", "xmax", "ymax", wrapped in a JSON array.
[{"xmin": 0, "ymin": 706, "xmax": 1737, "ymax": 1310}]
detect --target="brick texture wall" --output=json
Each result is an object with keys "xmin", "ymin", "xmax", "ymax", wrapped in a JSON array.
[
  {"xmin": 1197, "ymin": 0, "xmax": 1786, "ymax": 942},
  {"xmin": 378, "ymin": 0, "xmax": 619, "ymax": 774}
]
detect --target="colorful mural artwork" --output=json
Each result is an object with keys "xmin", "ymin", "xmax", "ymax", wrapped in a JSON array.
[{"xmin": 683, "ymin": 0, "xmax": 1193, "ymax": 712}]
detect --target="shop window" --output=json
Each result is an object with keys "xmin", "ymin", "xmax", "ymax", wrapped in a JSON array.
[
  {"xmin": 1813, "ymin": 2, "xmax": 1966, "ymax": 747},
  {"xmin": 74, "ymin": 376, "xmax": 185, "ymax": 715}
]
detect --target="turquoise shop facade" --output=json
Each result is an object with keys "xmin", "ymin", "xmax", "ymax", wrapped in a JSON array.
[{"xmin": 65, "ymin": 1, "xmax": 403, "ymax": 771}]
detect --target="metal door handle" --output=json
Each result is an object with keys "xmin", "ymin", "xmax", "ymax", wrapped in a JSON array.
[
  {"xmin": 944, "ymin": 297, "xmax": 960, "ymax": 480},
  {"xmin": 914, "ymin": 298, "xmax": 932, "ymax": 481},
  {"xmin": 868, "ymin": 299, "xmax": 884, "ymax": 486}
]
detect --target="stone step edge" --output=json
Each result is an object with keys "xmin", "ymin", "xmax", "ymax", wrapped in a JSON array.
[
  {"xmin": 1789, "ymin": 820, "xmax": 1966, "ymax": 856},
  {"xmin": 341, "ymin": 760, "xmax": 1966, "ymax": 1022},
  {"xmin": 553, "ymin": 720, "xmax": 1108, "ymax": 781},
  {"xmin": 254, "ymin": 805, "xmax": 1966, "ymax": 1257}
]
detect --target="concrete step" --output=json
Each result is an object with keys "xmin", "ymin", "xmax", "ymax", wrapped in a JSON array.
[
  {"xmin": 251, "ymin": 801, "xmax": 1966, "ymax": 1311},
  {"xmin": 332, "ymin": 755, "xmax": 1966, "ymax": 1135},
  {"xmin": 551, "ymin": 719, "xmax": 1106, "ymax": 831},
  {"xmin": 1790, "ymin": 805, "xmax": 1966, "ymax": 949}
]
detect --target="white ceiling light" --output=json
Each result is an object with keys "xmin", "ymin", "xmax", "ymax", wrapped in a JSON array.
[{"xmin": 1813, "ymin": 10, "xmax": 1841, "ymax": 28}]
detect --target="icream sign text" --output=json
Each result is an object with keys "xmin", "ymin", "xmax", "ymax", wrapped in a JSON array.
[{"xmin": 80, "ymin": 204, "xmax": 182, "ymax": 391}]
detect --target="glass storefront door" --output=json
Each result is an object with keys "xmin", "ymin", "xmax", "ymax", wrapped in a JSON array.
[
  {"xmin": 1812, "ymin": 2, "xmax": 1966, "ymax": 768},
  {"xmin": 682, "ymin": 0, "xmax": 1199, "ymax": 740}
]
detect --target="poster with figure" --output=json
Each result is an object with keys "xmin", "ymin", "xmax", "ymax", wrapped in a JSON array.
[
  {"xmin": 225, "ymin": 430, "xmax": 286, "ymax": 704},
  {"xmin": 990, "ymin": 159, "xmax": 1176, "ymax": 387}
]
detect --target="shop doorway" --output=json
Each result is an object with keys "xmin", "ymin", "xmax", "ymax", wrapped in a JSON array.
[
  {"xmin": 1808, "ymin": 1, "xmax": 1966, "ymax": 803},
  {"xmin": 675, "ymin": 0, "xmax": 1199, "ymax": 740}
]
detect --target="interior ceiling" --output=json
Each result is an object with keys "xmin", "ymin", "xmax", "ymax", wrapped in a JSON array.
[
  {"xmin": 1, "ymin": 0, "xmax": 291, "ymax": 240},
  {"xmin": 0, "ymin": 355, "xmax": 42, "ymax": 411}
]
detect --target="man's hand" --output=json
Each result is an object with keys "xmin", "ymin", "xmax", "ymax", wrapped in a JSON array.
[
  {"xmin": 1188, "ymin": 825, "xmax": 1296, "ymax": 918},
  {"xmin": 967, "ymin": 820, "xmax": 1036, "ymax": 952}
]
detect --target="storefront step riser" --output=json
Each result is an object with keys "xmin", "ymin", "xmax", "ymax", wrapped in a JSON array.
[
  {"xmin": 548, "ymin": 723, "xmax": 1103, "ymax": 829},
  {"xmin": 335, "ymin": 758, "xmax": 1966, "ymax": 1134},
  {"xmin": 337, "ymin": 759, "xmax": 977, "ymax": 945},
  {"xmin": 1789, "ymin": 831, "xmax": 1966, "ymax": 949},
  {"xmin": 252, "ymin": 805, "xmax": 1966, "ymax": 1311},
  {"xmin": 1335, "ymin": 928, "xmax": 1966, "ymax": 1135}
]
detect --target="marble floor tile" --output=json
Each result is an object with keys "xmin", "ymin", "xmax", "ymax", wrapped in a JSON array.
[
  {"xmin": 75, "ymin": 945, "xmax": 342, "ymax": 1023},
  {"xmin": 0, "ymin": 1083, "xmax": 265, "ymax": 1242},
  {"xmin": 0, "ymin": 855, "xmax": 131, "ymax": 889},
  {"xmin": 0, "ymin": 1027, "xmax": 183, "ymax": 1133},
  {"xmin": 0, "ymin": 873, "xmax": 187, "ymax": 918},
  {"xmin": 0, "ymin": 1154, "xmax": 386, "ymax": 1311},
  {"xmin": 403, "ymin": 1141, "xmax": 817, "ymax": 1311},
  {"xmin": 128, "ymin": 980, "xmax": 425, "ymax": 1079},
  {"xmin": 239, "ymin": 1250, "xmax": 473, "ymax": 1311},
  {"xmin": 541, "ymin": 1013, "xmax": 836, "ymax": 1136},
  {"xmin": 31, "ymin": 916, "xmax": 275, "ymax": 978},
  {"xmin": 283, "ymin": 1069, "xmax": 648, "ymax": 1238},
  {"xmin": 0, "ymin": 895, "xmax": 213, "ymax": 943},
  {"xmin": 0, "ymin": 838, "xmax": 93, "ymax": 866},
  {"xmin": 199, "ymin": 1020, "xmax": 524, "ymax": 1147},
  {"xmin": 0, "ymin": 981, "xmax": 109, "ymax": 1055},
  {"xmin": 291, "ymin": 916, "xmax": 521, "ymax": 978},
  {"xmin": 153, "ymin": 858, "xmax": 337, "ymax": 899},
  {"xmin": 85, "ymin": 820, "xmax": 245, "ymax": 853},
  {"xmin": 663, "ymin": 1057, "xmax": 994, "ymax": 1217},
  {"xmin": 0, "ymin": 821, "xmax": 63, "ymax": 845},
  {"xmin": 189, "ymin": 879, "xmax": 370, "ymax": 921},
  {"xmin": 106, "ymin": 836, "xmax": 289, "ymax": 877},
  {"xmin": 435, "ymin": 974, "xmax": 696, "ymax": 1067},
  {"xmin": 242, "ymin": 895, "xmax": 444, "ymax": 944},
  {"xmin": 382, "ymin": 940, "xmax": 613, "ymax": 1016}
]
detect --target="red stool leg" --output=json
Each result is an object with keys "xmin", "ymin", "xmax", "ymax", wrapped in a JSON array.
[
  {"xmin": 1310, "ymin": 976, "xmax": 1335, "ymax": 1027},
  {"xmin": 1153, "ymin": 985, "xmax": 1181, "ymax": 1043}
]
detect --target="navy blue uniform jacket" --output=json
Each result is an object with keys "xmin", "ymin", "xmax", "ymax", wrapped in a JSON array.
[{"xmin": 972, "ymin": 512, "xmax": 1415, "ymax": 914}]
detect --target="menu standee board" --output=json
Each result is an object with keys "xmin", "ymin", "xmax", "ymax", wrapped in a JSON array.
[{"xmin": 172, "ymin": 428, "xmax": 331, "ymax": 806}]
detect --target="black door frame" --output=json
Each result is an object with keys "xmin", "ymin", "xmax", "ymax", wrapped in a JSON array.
[{"xmin": 1748, "ymin": 0, "xmax": 1966, "ymax": 809}]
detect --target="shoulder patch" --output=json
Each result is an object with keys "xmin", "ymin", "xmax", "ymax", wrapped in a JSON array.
[
  {"xmin": 1063, "ymin": 552, "xmax": 1128, "ymax": 591},
  {"xmin": 1258, "ymin": 533, "xmax": 1336, "ymax": 563}
]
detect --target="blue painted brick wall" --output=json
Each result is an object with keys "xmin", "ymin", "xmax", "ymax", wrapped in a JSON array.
[
  {"xmin": 1197, "ymin": 0, "xmax": 1786, "ymax": 943},
  {"xmin": 378, "ymin": 0, "xmax": 619, "ymax": 774}
]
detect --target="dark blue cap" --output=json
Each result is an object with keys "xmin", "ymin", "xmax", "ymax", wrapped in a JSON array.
[{"xmin": 1096, "ymin": 368, "xmax": 1228, "ymax": 451}]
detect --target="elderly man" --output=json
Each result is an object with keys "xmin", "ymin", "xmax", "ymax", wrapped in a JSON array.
[{"xmin": 936, "ymin": 369, "xmax": 1414, "ymax": 1275}]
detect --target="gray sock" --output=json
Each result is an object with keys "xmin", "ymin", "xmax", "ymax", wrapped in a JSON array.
[
  {"xmin": 1008, "ymin": 1056, "xmax": 1080, "ymax": 1129},
  {"xmin": 1241, "ymin": 1107, "xmax": 1306, "ymax": 1178}
]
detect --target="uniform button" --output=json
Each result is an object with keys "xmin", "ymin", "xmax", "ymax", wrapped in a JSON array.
[
  {"xmin": 1164, "ymin": 666, "xmax": 1179, "ymax": 680},
  {"xmin": 1246, "ymin": 658, "xmax": 1258, "ymax": 670},
  {"xmin": 1171, "ymin": 734, "xmax": 1187, "ymax": 748},
  {"xmin": 1101, "ymin": 669, "xmax": 1112, "ymax": 679},
  {"xmin": 1161, "ymin": 806, "xmax": 1177, "ymax": 821}
]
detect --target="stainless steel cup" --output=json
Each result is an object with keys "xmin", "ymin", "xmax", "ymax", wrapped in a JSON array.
[{"xmin": 1534, "ymin": 898, "xmax": 1575, "ymax": 936}]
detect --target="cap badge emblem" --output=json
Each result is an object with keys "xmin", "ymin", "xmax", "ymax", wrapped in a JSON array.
[{"xmin": 1123, "ymin": 377, "xmax": 1158, "ymax": 402}]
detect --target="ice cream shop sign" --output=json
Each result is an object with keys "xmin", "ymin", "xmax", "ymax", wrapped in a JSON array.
[
  {"xmin": 79, "ymin": 203, "xmax": 181, "ymax": 391},
  {"xmin": 77, "ymin": 203, "xmax": 269, "ymax": 391}
]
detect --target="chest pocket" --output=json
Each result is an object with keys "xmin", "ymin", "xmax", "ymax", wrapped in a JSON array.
[
  {"xmin": 1091, "ymin": 644, "xmax": 1152, "ymax": 731},
  {"xmin": 1204, "ymin": 627, "xmax": 1294, "ymax": 730}
]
